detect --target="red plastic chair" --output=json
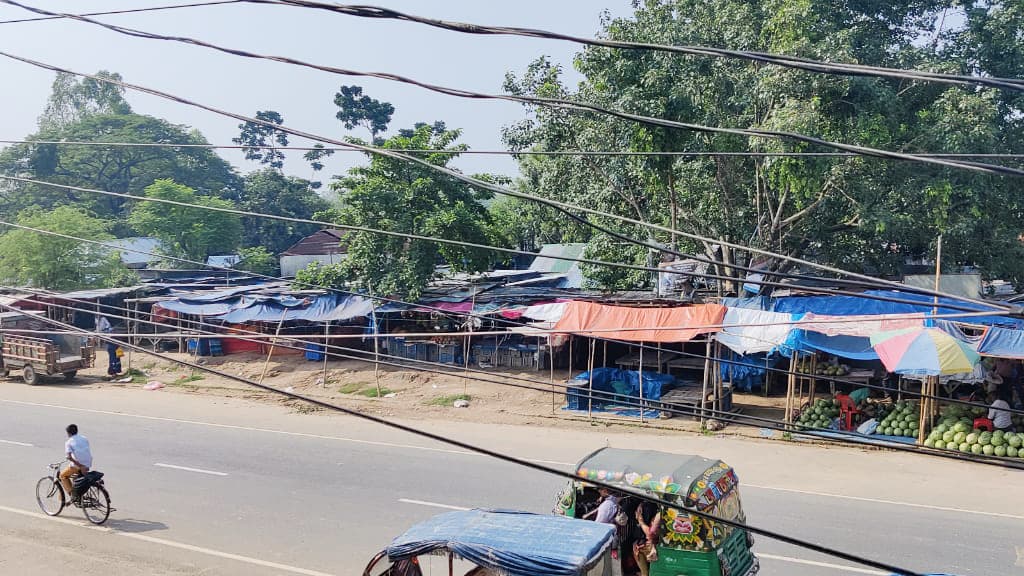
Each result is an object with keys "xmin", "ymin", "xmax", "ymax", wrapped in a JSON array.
[
  {"xmin": 836, "ymin": 394, "xmax": 861, "ymax": 431},
  {"xmin": 974, "ymin": 417, "xmax": 994, "ymax": 432}
]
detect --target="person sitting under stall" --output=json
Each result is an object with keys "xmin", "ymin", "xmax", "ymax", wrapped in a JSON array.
[{"xmin": 988, "ymin": 389, "xmax": 1014, "ymax": 432}]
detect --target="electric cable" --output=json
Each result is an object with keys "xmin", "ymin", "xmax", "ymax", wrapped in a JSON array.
[
  {"xmin": 8, "ymin": 215, "xmax": 1024, "ymax": 422},
  {"xmin": 10, "ymin": 0, "xmax": 1022, "ymax": 184},
  {"xmin": 0, "ymin": 302, "xmax": 932, "ymax": 576},
  {"xmin": 0, "ymin": 177, "xmax": 1015, "ymax": 315},
  {"xmin": 18, "ymin": 282, "xmax": 1024, "ymax": 432},
  {"xmin": 252, "ymin": 0, "xmax": 1024, "ymax": 92},
  {"xmin": 4, "ymin": 139, "xmax": 1024, "ymax": 159},
  {"xmin": 0, "ymin": 0, "xmax": 242, "ymax": 24},
  {"xmin": 0, "ymin": 49, "xmax": 1012, "ymax": 314}
]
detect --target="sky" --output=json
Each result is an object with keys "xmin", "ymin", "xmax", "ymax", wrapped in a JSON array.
[{"xmin": 0, "ymin": 1, "xmax": 637, "ymax": 183}]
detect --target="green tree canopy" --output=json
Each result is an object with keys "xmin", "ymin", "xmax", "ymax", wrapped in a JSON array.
[
  {"xmin": 38, "ymin": 71, "xmax": 131, "ymax": 131},
  {"xmin": 307, "ymin": 123, "xmax": 496, "ymax": 299},
  {"xmin": 0, "ymin": 113, "xmax": 242, "ymax": 235},
  {"xmin": 128, "ymin": 179, "xmax": 242, "ymax": 264},
  {"xmin": 0, "ymin": 206, "xmax": 131, "ymax": 290},
  {"xmin": 239, "ymin": 169, "xmax": 329, "ymax": 254},
  {"xmin": 502, "ymin": 0, "xmax": 1024, "ymax": 290}
]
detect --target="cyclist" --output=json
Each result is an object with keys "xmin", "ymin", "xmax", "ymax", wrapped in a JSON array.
[{"xmin": 60, "ymin": 424, "xmax": 92, "ymax": 505}]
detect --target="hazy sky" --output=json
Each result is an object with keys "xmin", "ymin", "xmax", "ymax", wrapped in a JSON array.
[{"xmin": 0, "ymin": 1, "xmax": 636, "ymax": 183}]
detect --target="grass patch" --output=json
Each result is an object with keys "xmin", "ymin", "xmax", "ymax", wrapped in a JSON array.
[
  {"xmin": 125, "ymin": 368, "xmax": 149, "ymax": 383},
  {"xmin": 427, "ymin": 394, "xmax": 470, "ymax": 406},
  {"xmin": 338, "ymin": 382, "xmax": 367, "ymax": 394},
  {"xmin": 359, "ymin": 386, "xmax": 394, "ymax": 398},
  {"xmin": 173, "ymin": 374, "xmax": 205, "ymax": 385}
]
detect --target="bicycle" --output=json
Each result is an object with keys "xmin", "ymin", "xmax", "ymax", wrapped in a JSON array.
[{"xmin": 35, "ymin": 461, "xmax": 113, "ymax": 525}]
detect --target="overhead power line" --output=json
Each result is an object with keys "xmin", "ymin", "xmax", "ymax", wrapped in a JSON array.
[
  {"xmin": 14, "ymin": 291, "xmax": 1024, "ymax": 471},
  {"xmin": 0, "ymin": 301, "xmax": 929, "ymax": 576},
  {"xmin": 3, "ymin": 174, "xmax": 1017, "ymax": 314},
  {"xmin": 0, "ymin": 0, "xmax": 243, "ymax": 24},
  {"xmin": 0, "ymin": 42, "xmax": 1012, "ymax": 311},
  {"xmin": 13, "ymin": 0, "xmax": 1023, "ymax": 183},
  {"xmin": 4, "ymin": 139, "xmax": 1024, "ymax": 159},
  {"xmin": 254, "ymin": 0, "xmax": 1024, "ymax": 92}
]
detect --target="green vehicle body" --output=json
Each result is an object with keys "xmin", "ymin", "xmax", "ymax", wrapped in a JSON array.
[{"xmin": 556, "ymin": 448, "xmax": 758, "ymax": 576}]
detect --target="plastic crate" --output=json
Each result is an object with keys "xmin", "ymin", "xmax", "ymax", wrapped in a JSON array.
[
  {"xmin": 438, "ymin": 345, "xmax": 463, "ymax": 365},
  {"xmin": 305, "ymin": 343, "xmax": 325, "ymax": 361},
  {"xmin": 565, "ymin": 385, "xmax": 588, "ymax": 410}
]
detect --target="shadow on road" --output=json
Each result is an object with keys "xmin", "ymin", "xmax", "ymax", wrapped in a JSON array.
[{"xmin": 105, "ymin": 518, "xmax": 169, "ymax": 533}]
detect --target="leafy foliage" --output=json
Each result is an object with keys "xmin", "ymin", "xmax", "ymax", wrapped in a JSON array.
[
  {"xmin": 0, "ymin": 206, "xmax": 132, "ymax": 290},
  {"xmin": 238, "ymin": 169, "xmax": 329, "ymax": 254},
  {"xmin": 502, "ymin": 1, "xmax": 1024, "ymax": 290},
  {"xmin": 233, "ymin": 110, "xmax": 290, "ymax": 170},
  {"xmin": 128, "ymin": 179, "xmax": 242, "ymax": 263},
  {"xmin": 334, "ymin": 85, "xmax": 394, "ymax": 141},
  {"xmin": 313, "ymin": 123, "xmax": 496, "ymax": 298},
  {"xmin": 237, "ymin": 246, "xmax": 279, "ymax": 276},
  {"xmin": 38, "ymin": 71, "xmax": 131, "ymax": 131}
]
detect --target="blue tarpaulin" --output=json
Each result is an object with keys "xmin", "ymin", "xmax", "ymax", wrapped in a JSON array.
[
  {"xmin": 157, "ymin": 293, "xmax": 373, "ymax": 323},
  {"xmin": 386, "ymin": 510, "xmax": 614, "ymax": 576},
  {"xmin": 978, "ymin": 326, "xmax": 1024, "ymax": 358},
  {"xmin": 570, "ymin": 368, "xmax": 674, "ymax": 404},
  {"xmin": 785, "ymin": 330, "xmax": 880, "ymax": 360},
  {"xmin": 773, "ymin": 290, "xmax": 1021, "ymax": 327}
]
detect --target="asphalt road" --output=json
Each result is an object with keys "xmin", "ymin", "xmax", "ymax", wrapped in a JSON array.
[{"xmin": 0, "ymin": 386, "xmax": 1020, "ymax": 576}]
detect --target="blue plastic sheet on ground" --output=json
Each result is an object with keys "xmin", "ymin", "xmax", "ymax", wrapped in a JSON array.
[
  {"xmin": 386, "ymin": 509, "xmax": 614, "ymax": 576},
  {"xmin": 569, "ymin": 368, "xmax": 673, "ymax": 404}
]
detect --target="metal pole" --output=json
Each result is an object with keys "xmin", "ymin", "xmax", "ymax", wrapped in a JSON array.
[{"xmin": 933, "ymin": 234, "xmax": 943, "ymax": 316}]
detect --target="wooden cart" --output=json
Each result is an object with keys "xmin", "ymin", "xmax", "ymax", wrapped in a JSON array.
[{"xmin": 0, "ymin": 333, "xmax": 96, "ymax": 385}]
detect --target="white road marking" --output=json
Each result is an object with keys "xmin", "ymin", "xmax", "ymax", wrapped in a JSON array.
[
  {"xmin": 0, "ymin": 398, "xmax": 575, "ymax": 465},
  {"xmin": 0, "ymin": 504, "xmax": 335, "ymax": 576},
  {"xmin": 0, "ymin": 438, "xmax": 32, "ymax": 447},
  {"xmin": 758, "ymin": 553, "xmax": 886, "ymax": 575},
  {"xmin": 398, "ymin": 498, "xmax": 470, "ymax": 511},
  {"xmin": 746, "ymin": 483, "xmax": 1024, "ymax": 521},
  {"xmin": 154, "ymin": 463, "xmax": 228, "ymax": 477}
]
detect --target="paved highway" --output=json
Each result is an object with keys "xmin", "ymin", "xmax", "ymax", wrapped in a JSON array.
[{"xmin": 0, "ymin": 385, "xmax": 1019, "ymax": 575}]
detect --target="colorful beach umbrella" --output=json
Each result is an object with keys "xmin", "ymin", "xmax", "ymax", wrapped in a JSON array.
[{"xmin": 869, "ymin": 327, "xmax": 980, "ymax": 376}]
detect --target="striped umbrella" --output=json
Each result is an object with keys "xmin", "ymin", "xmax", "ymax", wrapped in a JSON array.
[{"xmin": 869, "ymin": 327, "xmax": 980, "ymax": 376}]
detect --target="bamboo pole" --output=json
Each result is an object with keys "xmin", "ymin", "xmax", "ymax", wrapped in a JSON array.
[
  {"xmin": 701, "ymin": 338, "xmax": 712, "ymax": 428},
  {"xmin": 549, "ymin": 334, "xmax": 556, "ymax": 415},
  {"xmin": 588, "ymin": 338, "xmax": 596, "ymax": 421},
  {"xmin": 785, "ymin": 353, "xmax": 796, "ymax": 424},
  {"xmin": 321, "ymin": 321, "xmax": 329, "ymax": 388},
  {"xmin": 639, "ymin": 341, "xmax": 645, "ymax": 424},
  {"xmin": 369, "ymin": 289, "xmax": 382, "ymax": 398},
  {"xmin": 462, "ymin": 288, "xmax": 477, "ymax": 397},
  {"xmin": 258, "ymin": 309, "xmax": 288, "ymax": 386}
]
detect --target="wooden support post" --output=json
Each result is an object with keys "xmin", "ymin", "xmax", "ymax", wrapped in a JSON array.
[
  {"xmin": 638, "ymin": 341, "xmax": 645, "ymax": 424},
  {"xmin": 549, "ymin": 334, "xmax": 556, "ymax": 415},
  {"xmin": 701, "ymin": 338, "xmax": 712, "ymax": 428},
  {"xmin": 258, "ymin": 310, "xmax": 288, "ymax": 386},
  {"xmin": 321, "ymin": 322, "xmax": 329, "ymax": 388},
  {"xmin": 588, "ymin": 338, "xmax": 596, "ymax": 421}
]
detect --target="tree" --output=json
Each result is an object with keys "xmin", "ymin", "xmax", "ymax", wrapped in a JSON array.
[
  {"xmin": 237, "ymin": 246, "xmax": 279, "ymax": 276},
  {"xmin": 238, "ymin": 169, "xmax": 329, "ymax": 254},
  {"xmin": 0, "ymin": 206, "xmax": 131, "ymax": 290},
  {"xmin": 38, "ymin": 71, "xmax": 131, "ymax": 131},
  {"xmin": 312, "ymin": 123, "xmax": 496, "ymax": 299},
  {"xmin": 502, "ymin": 1, "xmax": 1024, "ymax": 290},
  {"xmin": 334, "ymin": 85, "xmax": 394, "ymax": 142},
  {"xmin": 128, "ymin": 179, "xmax": 242, "ymax": 263},
  {"xmin": 0, "ymin": 114, "xmax": 242, "ymax": 235},
  {"xmin": 233, "ymin": 110, "xmax": 289, "ymax": 170}
]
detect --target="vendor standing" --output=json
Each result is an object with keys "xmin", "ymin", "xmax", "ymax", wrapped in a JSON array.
[{"xmin": 95, "ymin": 315, "xmax": 120, "ymax": 378}]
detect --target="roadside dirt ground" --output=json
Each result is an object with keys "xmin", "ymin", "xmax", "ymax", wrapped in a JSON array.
[{"xmin": 23, "ymin": 350, "xmax": 789, "ymax": 440}]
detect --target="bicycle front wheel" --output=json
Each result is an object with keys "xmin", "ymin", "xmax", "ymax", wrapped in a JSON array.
[
  {"xmin": 81, "ymin": 485, "xmax": 110, "ymax": 525},
  {"xmin": 35, "ymin": 477, "xmax": 64, "ymax": 516}
]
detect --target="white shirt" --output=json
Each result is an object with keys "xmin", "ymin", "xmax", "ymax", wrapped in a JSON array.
[
  {"xmin": 96, "ymin": 317, "xmax": 112, "ymax": 334},
  {"xmin": 65, "ymin": 434, "xmax": 93, "ymax": 469},
  {"xmin": 989, "ymin": 400, "xmax": 1013, "ymax": 430},
  {"xmin": 594, "ymin": 496, "xmax": 620, "ymax": 526}
]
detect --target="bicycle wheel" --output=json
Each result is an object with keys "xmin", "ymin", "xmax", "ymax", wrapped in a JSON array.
[
  {"xmin": 81, "ymin": 485, "xmax": 110, "ymax": 525},
  {"xmin": 35, "ymin": 477, "xmax": 64, "ymax": 516}
]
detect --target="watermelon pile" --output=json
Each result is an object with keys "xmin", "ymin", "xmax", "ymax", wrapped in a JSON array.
[
  {"xmin": 796, "ymin": 398, "xmax": 840, "ymax": 430},
  {"xmin": 875, "ymin": 401, "xmax": 919, "ymax": 438},
  {"xmin": 923, "ymin": 404, "xmax": 1024, "ymax": 459}
]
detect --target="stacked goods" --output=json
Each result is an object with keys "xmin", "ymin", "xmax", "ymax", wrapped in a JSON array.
[
  {"xmin": 796, "ymin": 398, "xmax": 840, "ymax": 430},
  {"xmin": 875, "ymin": 401, "xmax": 920, "ymax": 438},
  {"xmin": 795, "ymin": 359, "xmax": 851, "ymax": 376},
  {"xmin": 924, "ymin": 404, "xmax": 1024, "ymax": 459}
]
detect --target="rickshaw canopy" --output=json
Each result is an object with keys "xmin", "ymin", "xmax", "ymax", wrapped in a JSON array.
[
  {"xmin": 574, "ymin": 448, "xmax": 739, "ymax": 509},
  {"xmin": 386, "ymin": 509, "xmax": 614, "ymax": 576}
]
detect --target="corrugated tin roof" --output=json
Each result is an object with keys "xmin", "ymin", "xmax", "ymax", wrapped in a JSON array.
[
  {"xmin": 105, "ymin": 237, "xmax": 164, "ymax": 266},
  {"xmin": 281, "ymin": 229, "xmax": 347, "ymax": 256},
  {"xmin": 529, "ymin": 243, "xmax": 585, "ymax": 275}
]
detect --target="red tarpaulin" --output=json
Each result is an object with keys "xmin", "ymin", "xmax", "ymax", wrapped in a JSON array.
[{"xmin": 552, "ymin": 302, "xmax": 726, "ymax": 342}]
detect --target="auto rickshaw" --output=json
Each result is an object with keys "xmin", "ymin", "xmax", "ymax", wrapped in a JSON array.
[
  {"xmin": 555, "ymin": 448, "xmax": 758, "ymax": 576},
  {"xmin": 362, "ymin": 509, "xmax": 617, "ymax": 576}
]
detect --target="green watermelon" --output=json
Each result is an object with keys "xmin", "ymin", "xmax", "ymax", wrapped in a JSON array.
[
  {"xmin": 934, "ymin": 440, "xmax": 946, "ymax": 450},
  {"xmin": 971, "ymin": 444, "xmax": 984, "ymax": 455},
  {"xmin": 995, "ymin": 445, "xmax": 1008, "ymax": 457},
  {"xmin": 983, "ymin": 444, "xmax": 995, "ymax": 456},
  {"xmin": 1008, "ymin": 446, "xmax": 1019, "ymax": 458},
  {"xmin": 966, "ymin": 433, "xmax": 979, "ymax": 444},
  {"xmin": 959, "ymin": 442, "xmax": 971, "ymax": 452}
]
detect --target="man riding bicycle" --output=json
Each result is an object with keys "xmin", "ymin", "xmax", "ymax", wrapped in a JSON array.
[{"xmin": 60, "ymin": 424, "xmax": 92, "ymax": 505}]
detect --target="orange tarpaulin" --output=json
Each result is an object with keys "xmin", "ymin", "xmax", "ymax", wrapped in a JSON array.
[{"xmin": 552, "ymin": 301, "xmax": 726, "ymax": 343}]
